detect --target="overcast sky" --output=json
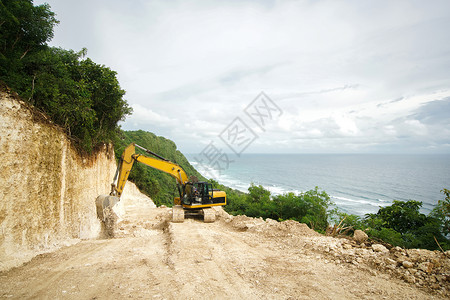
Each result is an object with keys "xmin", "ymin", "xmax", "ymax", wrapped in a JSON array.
[{"xmin": 36, "ymin": 0, "xmax": 450, "ymax": 154}]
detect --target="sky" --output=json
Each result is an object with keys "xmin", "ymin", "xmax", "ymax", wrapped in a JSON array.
[{"xmin": 35, "ymin": 0, "xmax": 450, "ymax": 154}]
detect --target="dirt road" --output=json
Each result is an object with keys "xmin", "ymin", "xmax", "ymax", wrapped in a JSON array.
[{"xmin": 0, "ymin": 203, "xmax": 446, "ymax": 299}]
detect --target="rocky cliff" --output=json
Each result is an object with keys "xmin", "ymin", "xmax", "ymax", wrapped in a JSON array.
[{"xmin": 0, "ymin": 89, "xmax": 117, "ymax": 271}]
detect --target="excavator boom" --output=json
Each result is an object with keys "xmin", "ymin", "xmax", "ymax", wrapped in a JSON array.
[{"xmin": 112, "ymin": 143, "xmax": 188, "ymax": 197}]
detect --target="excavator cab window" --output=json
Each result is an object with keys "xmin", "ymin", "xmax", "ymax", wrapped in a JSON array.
[{"xmin": 190, "ymin": 182, "xmax": 213, "ymax": 205}]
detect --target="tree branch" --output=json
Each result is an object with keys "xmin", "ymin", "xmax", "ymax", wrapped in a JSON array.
[
  {"xmin": 20, "ymin": 46, "xmax": 31, "ymax": 60},
  {"xmin": 28, "ymin": 75, "xmax": 36, "ymax": 104},
  {"xmin": 434, "ymin": 236, "xmax": 449, "ymax": 258}
]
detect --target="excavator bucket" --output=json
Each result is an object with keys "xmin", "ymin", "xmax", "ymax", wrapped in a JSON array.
[
  {"xmin": 96, "ymin": 195, "xmax": 120, "ymax": 221},
  {"xmin": 96, "ymin": 194, "xmax": 121, "ymax": 238}
]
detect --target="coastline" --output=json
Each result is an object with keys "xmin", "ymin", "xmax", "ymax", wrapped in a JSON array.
[{"xmin": 187, "ymin": 153, "xmax": 450, "ymax": 217}]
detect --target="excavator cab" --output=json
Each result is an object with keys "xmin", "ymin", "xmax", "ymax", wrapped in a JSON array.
[
  {"xmin": 184, "ymin": 182, "xmax": 214, "ymax": 205},
  {"xmin": 174, "ymin": 181, "xmax": 226, "ymax": 222}
]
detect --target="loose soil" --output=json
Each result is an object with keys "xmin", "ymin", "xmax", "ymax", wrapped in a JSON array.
[{"xmin": 0, "ymin": 202, "xmax": 448, "ymax": 299}]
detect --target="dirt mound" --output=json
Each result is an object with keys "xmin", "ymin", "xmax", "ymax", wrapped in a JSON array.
[
  {"xmin": 282, "ymin": 232, "xmax": 450, "ymax": 296},
  {"xmin": 220, "ymin": 211, "xmax": 449, "ymax": 296},
  {"xmin": 224, "ymin": 213, "xmax": 318, "ymax": 237}
]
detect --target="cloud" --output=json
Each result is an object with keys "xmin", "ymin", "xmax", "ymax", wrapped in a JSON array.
[
  {"xmin": 411, "ymin": 97, "xmax": 450, "ymax": 125},
  {"xmin": 36, "ymin": 0, "xmax": 450, "ymax": 153},
  {"xmin": 127, "ymin": 104, "xmax": 175, "ymax": 127},
  {"xmin": 249, "ymin": 92, "xmax": 450, "ymax": 153}
]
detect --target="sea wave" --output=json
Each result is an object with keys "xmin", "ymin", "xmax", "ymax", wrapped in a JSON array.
[{"xmin": 331, "ymin": 195, "xmax": 391, "ymax": 207}]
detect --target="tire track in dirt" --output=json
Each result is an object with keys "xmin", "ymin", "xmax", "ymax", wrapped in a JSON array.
[{"xmin": 167, "ymin": 219, "xmax": 265, "ymax": 299}]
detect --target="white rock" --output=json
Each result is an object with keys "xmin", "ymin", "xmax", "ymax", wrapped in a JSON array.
[
  {"xmin": 353, "ymin": 230, "xmax": 368, "ymax": 243},
  {"xmin": 391, "ymin": 246, "xmax": 402, "ymax": 252},
  {"xmin": 385, "ymin": 258, "xmax": 396, "ymax": 265},
  {"xmin": 418, "ymin": 262, "xmax": 432, "ymax": 273},
  {"xmin": 404, "ymin": 274, "xmax": 416, "ymax": 284},
  {"xmin": 343, "ymin": 244, "xmax": 353, "ymax": 250},
  {"xmin": 402, "ymin": 261, "xmax": 414, "ymax": 268},
  {"xmin": 372, "ymin": 244, "xmax": 389, "ymax": 253}
]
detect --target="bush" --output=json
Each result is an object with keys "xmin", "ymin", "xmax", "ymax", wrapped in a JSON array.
[
  {"xmin": 366, "ymin": 227, "xmax": 404, "ymax": 246},
  {"xmin": 432, "ymin": 188, "xmax": 450, "ymax": 236},
  {"xmin": 363, "ymin": 200, "xmax": 449, "ymax": 250}
]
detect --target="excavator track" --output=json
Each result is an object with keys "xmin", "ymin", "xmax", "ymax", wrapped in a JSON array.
[
  {"xmin": 172, "ymin": 205, "xmax": 185, "ymax": 223},
  {"xmin": 202, "ymin": 208, "xmax": 216, "ymax": 223}
]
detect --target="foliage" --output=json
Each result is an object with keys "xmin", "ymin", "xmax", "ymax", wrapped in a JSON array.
[
  {"xmin": 0, "ymin": 0, "xmax": 58, "ymax": 63},
  {"xmin": 247, "ymin": 184, "xmax": 271, "ymax": 204},
  {"xmin": 272, "ymin": 188, "xmax": 332, "ymax": 231},
  {"xmin": 365, "ymin": 200, "xmax": 426, "ymax": 233},
  {"xmin": 432, "ymin": 189, "xmax": 450, "ymax": 236},
  {"xmin": 362, "ymin": 200, "xmax": 448, "ymax": 250},
  {"xmin": 327, "ymin": 198, "xmax": 449, "ymax": 251},
  {"xmin": 365, "ymin": 227, "xmax": 404, "ymax": 246},
  {"xmin": 113, "ymin": 130, "xmax": 206, "ymax": 207},
  {"xmin": 0, "ymin": 0, "xmax": 131, "ymax": 152},
  {"xmin": 329, "ymin": 210, "xmax": 364, "ymax": 232}
]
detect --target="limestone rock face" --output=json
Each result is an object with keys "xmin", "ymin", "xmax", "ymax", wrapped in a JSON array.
[{"xmin": 0, "ymin": 91, "xmax": 117, "ymax": 271}]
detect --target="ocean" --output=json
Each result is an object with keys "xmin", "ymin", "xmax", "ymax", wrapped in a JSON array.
[{"xmin": 186, "ymin": 153, "xmax": 450, "ymax": 217}]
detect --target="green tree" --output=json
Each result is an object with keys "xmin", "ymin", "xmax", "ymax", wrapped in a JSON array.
[
  {"xmin": 293, "ymin": 187, "xmax": 331, "ymax": 231},
  {"xmin": 364, "ymin": 200, "xmax": 448, "ymax": 250},
  {"xmin": 432, "ymin": 188, "xmax": 450, "ymax": 236},
  {"xmin": 77, "ymin": 57, "xmax": 130, "ymax": 146},
  {"xmin": 0, "ymin": 1, "xmax": 132, "ymax": 152},
  {"xmin": 0, "ymin": 0, "xmax": 58, "ymax": 73},
  {"xmin": 225, "ymin": 185, "xmax": 333, "ymax": 232},
  {"xmin": 14, "ymin": 47, "xmax": 131, "ymax": 151},
  {"xmin": 247, "ymin": 184, "xmax": 271, "ymax": 204},
  {"xmin": 371, "ymin": 200, "xmax": 426, "ymax": 233}
]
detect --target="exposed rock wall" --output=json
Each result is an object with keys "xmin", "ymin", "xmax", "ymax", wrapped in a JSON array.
[{"xmin": 0, "ymin": 90, "xmax": 117, "ymax": 271}]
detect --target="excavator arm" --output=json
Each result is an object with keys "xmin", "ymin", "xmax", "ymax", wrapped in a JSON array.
[{"xmin": 111, "ymin": 143, "xmax": 188, "ymax": 197}]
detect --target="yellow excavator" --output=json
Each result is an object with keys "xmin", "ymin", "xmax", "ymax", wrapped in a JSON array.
[{"xmin": 96, "ymin": 143, "xmax": 226, "ymax": 223}]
